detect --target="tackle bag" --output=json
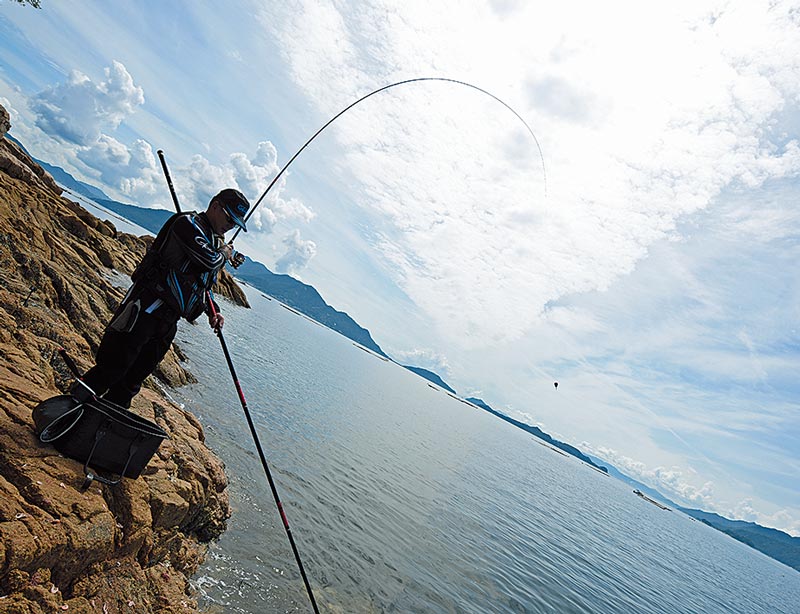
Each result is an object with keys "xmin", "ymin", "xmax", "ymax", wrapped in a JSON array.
[{"xmin": 32, "ymin": 394, "xmax": 168, "ymax": 489}]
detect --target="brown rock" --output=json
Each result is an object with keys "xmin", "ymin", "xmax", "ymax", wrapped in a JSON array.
[
  {"xmin": 0, "ymin": 140, "xmax": 62, "ymax": 198},
  {"xmin": 0, "ymin": 105, "xmax": 9, "ymax": 138},
  {"xmin": 0, "ymin": 102, "xmax": 247, "ymax": 612}
]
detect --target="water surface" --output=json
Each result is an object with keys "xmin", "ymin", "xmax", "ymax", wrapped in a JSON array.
[{"xmin": 168, "ymin": 286, "xmax": 800, "ymax": 613}]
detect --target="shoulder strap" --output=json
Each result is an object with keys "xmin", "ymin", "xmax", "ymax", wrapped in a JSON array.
[
  {"xmin": 151, "ymin": 211, "xmax": 191, "ymax": 254},
  {"xmin": 131, "ymin": 211, "xmax": 194, "ymax": 283}
]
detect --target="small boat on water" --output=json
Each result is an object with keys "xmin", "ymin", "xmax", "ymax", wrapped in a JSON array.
[{"xmin": 633, "ymin": 489, "xmax": 671, "ymax": 511}]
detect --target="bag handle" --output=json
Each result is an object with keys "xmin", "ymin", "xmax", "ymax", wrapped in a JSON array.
[
  {"xmin": 80, "ymin": 425, "xmax": 144, "ymax": 491},
  {"xmin": 39, "ymin": 404, "xmax": 85, "ymax": 443}
]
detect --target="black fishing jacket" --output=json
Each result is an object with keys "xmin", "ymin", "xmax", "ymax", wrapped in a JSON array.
[{"xmin": 129, "ymin": 211, "xmax": 225, "ymax": 322}]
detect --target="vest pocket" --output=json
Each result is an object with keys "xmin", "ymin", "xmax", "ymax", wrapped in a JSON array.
[{"xmin": 109, "ymin": 299, "xmax": 141, "ymax": 333}]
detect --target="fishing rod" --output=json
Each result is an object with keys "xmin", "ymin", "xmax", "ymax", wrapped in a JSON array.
[
  {"xmin": 205, "ymin": 299, "xmax": 320, "ymax": 613},
  {"xmin": 158, "ymin": 153, "xmax": 320, "ymax": 613},
  {"xmin": 230, "ymin": 76, "xmax": 547, "ymax": 243},
  {"xmin": 157, "ymin": 149, "xmax": 181, "ymax": 213}
]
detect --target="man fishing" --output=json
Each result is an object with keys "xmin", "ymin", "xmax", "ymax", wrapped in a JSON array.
[{"xmin": 73, "ymin": 188, "xmax": 250, "ymax": 409}]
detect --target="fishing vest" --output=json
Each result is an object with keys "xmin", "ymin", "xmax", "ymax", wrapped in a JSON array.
[{"xmin": 130, "ymin": 211, "xmax": 224, "ymax": 322}]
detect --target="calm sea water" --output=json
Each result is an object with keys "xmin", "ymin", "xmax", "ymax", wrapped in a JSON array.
[{"xmin": 167, "ymin": 285, "xmax": 800, "ymax": 614}]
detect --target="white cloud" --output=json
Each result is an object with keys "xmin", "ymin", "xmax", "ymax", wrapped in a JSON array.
[
  {"xmin": 75, "ymin": 134, "xmax": 156, "ymax": 187},
  {"xmin": 6, "ymin": 59, "xmax": 315, "ymax": 234},
  {"xmin": 177, "ymin": 145, "xmax": 315, "ymax": 232},
  {"xmin": 390, "ymin": 347, "xmax": 451, "ymax": 375},
  {"xmin": 591, "ymin": 446, "xmax": 717, "ymax": 508},
  {"xmin": 31, "ymin": 61, "xmax": 144, "ymax": 146},
  {"xmin": 14, "ymin": 61, "xmax": 169, "ymax": 203},
  {"xmin": 229, "ymin": 141, "xmax": 280, "ymax": 200},
  {"xmin": 1, "ymin": 95, "xmax": 20, "ymax": 128},
  {"xmin": 264, "ymin": 0, "xmax": 800, "ymax": 349},
  {"xmin": 274, "ymin": 229, "xmax": 317, "ymax": 275},
  {"xmin": 733, "ymin": 499, "xmax": 800, "ymax": 538}
]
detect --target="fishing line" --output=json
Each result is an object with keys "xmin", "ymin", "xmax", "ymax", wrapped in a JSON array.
[{"xmin": 231, "ymin": 76, "xmax": 547, "ymax": 243}]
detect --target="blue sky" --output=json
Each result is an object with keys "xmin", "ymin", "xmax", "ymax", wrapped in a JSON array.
[{"xmin": 1, "ymin": 0, "xmax": 798, "ymax": 536}]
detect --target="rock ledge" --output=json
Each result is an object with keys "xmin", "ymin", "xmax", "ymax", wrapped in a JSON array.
[{"xmin": 0, "ymin": 103, "xmax": 243, "ymax": 613}]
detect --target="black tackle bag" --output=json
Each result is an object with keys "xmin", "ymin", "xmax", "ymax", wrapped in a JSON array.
[{"xmin": 32, "ymin": 395, "xmax": 168, "ymax": 489}]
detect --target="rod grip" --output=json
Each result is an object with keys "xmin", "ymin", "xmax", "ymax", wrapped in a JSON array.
[{"xmin": 58, "ymin": 348, "xmax": 82, "ymax": 379}]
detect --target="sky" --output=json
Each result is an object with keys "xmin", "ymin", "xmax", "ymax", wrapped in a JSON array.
[{"xmin": 1, "ymin": 0, "xmax": 799, "ymax": 536}]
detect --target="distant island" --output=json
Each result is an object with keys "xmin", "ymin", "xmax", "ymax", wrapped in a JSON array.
[
  {"xmin": 465, "ymin": 397, "xmax": 608, "ymax": 473},
  {"xmin": 403, "ymin": 365, "xmax": 457, "ymax": 393},
  {"xmin": 600, "ymin": 462, "xmax": 800, "ymax": 572},
  {"xmin": 29, "ymin": 150, "xmax": 800, "ymax": 575}
]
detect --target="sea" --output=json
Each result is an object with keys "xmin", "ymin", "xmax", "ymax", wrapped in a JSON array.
[{"xmin": 165, "ymin": 283, "xmax": 800, "ymax": 614}]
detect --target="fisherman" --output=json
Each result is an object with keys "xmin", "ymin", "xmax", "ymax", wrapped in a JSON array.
[{"xmin": 73, "ymin": 188, "xmax": 250, "ymax": 409}]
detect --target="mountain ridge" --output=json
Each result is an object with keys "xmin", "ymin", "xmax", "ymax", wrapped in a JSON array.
[
  {"xmin": 466, "ymin": 396, "xmax": 609, "ymax": 472},
  {"xmin": 592, "ymin": 458, "xmax": 800, "ymax": 572},
  {"xmin": 403, "ymin": 365, "xmax": 457, "ymax": 393}
]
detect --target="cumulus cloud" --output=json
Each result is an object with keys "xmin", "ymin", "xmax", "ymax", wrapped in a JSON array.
[
  {"xmin": 20, "ymin": 61, "xmax": 169, "ymax": 203},
  {"xmin": 31, "ymin": 61, "xmax": 144, "ymax": 146},
  {"xmin": 24, "ymin": 60, "xmax": 316, "ymax": 225},
  {"xmin": 227, "ymin": 141, "xmax": 285, "ymax": 202},
  {"xmin": 589, "ymin": 446, "xmax": 717, "ymax": 507},
  {"xmin": 390, "ymin": 347, "xmax": 451, "ymax": 375},
  {"xmin": 265, "ymin": 0, "xmax": 800, "ymax": 349},
  {"xmin": 176, "ymin": 145, "xmax": 315, "ymax": 230},
  {"xmin": 274, "ymin": 229, "xmax": 317, "ymax": 274}
]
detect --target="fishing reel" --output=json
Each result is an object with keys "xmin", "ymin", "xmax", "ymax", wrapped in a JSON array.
[{"xmin": 229, "ymin": 250, "xmax": 245, "ymax": 269}]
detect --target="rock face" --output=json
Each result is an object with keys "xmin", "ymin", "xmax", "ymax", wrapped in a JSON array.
[
  {"xmin": 0, "ymin": 104, "xmax": 247, "ymax": 613},
  {"xmin": 0, "ymin": 114, "xmax": 61, "ymax": 198},
  {"xmin": 0, "ymin": 105, "xmax": 10, "ymax": 136}
]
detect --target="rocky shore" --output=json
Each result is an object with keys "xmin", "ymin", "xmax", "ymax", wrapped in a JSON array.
[{"xmin": 0, "ymin": 102, "xmax": 248, "ymax": 613}]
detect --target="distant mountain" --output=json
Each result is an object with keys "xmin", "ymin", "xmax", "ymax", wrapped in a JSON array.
[
  {"xmin": 403, "ymin": 366, "xmax": 456, "ymax": 393},
  {"xmin": 42, "ymin": 162, "xmax": 111, "ymax": 202},
  {"xmin": 234, "ymin": 258, "xmax": 389, "ymax": 358},
  {"xmin": 92, "ymin": 197, "xmax": 173, "ymax": 233},
  {"xmin": 590, "ymin": 455, "xmax": 800, "ymax": 573},
  {"xmin": 466, "ymin": 397, "xmax": 608, "ymax": 473},
  {"xmin": 6, "ymin": 134, "xmax": 111, "ymax": 202},
  {"xmin": 679, "ymin": 509, "xmax": 800, "ymax": 572}
]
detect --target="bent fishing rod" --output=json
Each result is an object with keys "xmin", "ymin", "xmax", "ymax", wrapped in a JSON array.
[
  {"xmin": 230, "ymin": 76, "xmax": 547, "ymax": 243},
  {"xmin": 157, "ymin": 152, "xmax": 320, "ymax": 614}
]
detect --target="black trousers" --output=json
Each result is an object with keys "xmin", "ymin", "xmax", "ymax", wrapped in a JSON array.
[{"xmin": 82, "ymin": 308, "xmax": 178, "ymax": 408}]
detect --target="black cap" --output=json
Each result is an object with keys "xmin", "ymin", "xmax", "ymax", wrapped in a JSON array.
[{"xmin": 213, "ymin": 188, "xmax": 250, "ymax": 232}]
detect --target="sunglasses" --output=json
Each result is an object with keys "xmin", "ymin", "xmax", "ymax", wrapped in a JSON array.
[{"xmin": 219, "ymin": 202, "xmax": 235, "ymax": 225}]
